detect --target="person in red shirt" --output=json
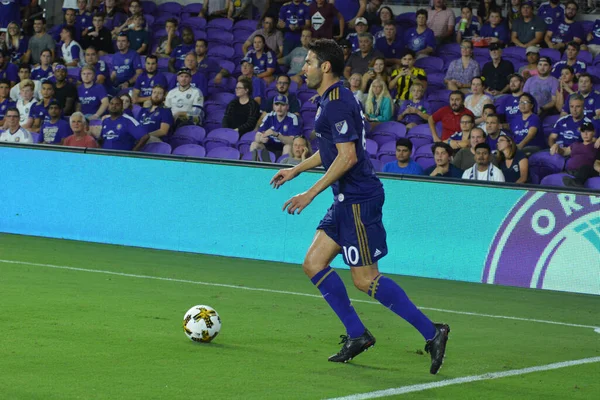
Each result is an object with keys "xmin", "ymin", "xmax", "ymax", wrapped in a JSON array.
[
  {"xmin": 62, "ymin": 111, "xmax": 99, "ymax": 148},
  {"xmin": 309, "ymin": 0, "xmax": 345, "ymax": 40},
  {"xmin": 428, "ymin": 90, "xmax": 474, "ymax": 143}
]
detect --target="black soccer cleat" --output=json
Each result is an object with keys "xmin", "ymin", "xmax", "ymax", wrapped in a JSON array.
[
  {"xmin": 424, "ymin": 323, "xmax": 450, "ymax": 375},
  {"xmin": 328, "ymin": 329, "xmax": 376, "ymax": 363}
]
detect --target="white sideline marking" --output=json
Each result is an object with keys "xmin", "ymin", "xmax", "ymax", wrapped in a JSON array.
[
  {"xmin": 1, "ymin": 259, "xmax": 599, "ymax": 332},
  {"xmin": 324, "ymin": 357, "xmax": 600, "ymax": 400}
]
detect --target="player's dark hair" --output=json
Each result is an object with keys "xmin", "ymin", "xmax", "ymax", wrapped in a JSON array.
[
  {"xmin": 475, "ymin": 143, "xmax": 491, "ymax": 153},
  {"xmin": 449, "ymin": 90, "xmax": 465, "ymax": 101},
  {"xmin": 431, "ymin": 142, "xmax": 453, "ymax": 157},
  {"xmin": 6, "ymin": 107, "xmax": 20, "ymax": 116},
  {"xmin": 396, "ymin": 137, "xmax": 413, "ymax": 152},
  {"xmin": 566, "ymin": 41, "xmax": 580, "ymax": 52},
  {"xmin": 146, "ymin": 54, "xmax": 158, "ymax": 62},
  {"xmin": 416, "ymin": 9, "xmax": 428, "ymax": 19},
  {"xmin": 62, "ymin": 25, "xmax": 76, "ymax": 40},
  {"xmin": 0, "ymin": 78, "xmax": 10, "ymax": 86},
  {"xmin": 307, "ymin": 39, "xmax": 345, "ymax": 78},
  {"xmin": 482, "ymin": 103, "xmax": 496, "ymax": 113}
]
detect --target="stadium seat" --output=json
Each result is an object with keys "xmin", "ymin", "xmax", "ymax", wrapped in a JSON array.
[
  {"xmin": 528, "ymin": 151, "xmax": 566, "ymax": 184},
  {"xmin": 208, "ymin": 45, "xmax": 235, "ymax": 60},
  {"xmin": 585, "ymin": 177, "xmax": 600, "ymax": 189},
  {"xmin": 586, "ymin": 66, "xmax": 600, "ymax": 83},
  {"xmin": 208, "ymin": 92, "xmax": 236, "ymax": 106},
  {"xmin": 203, "ymin": 121, "xmax": 222, "ymax": 133},
  {"xmin": 172, "ymin": 143, "xmax": 206, "ymax": 158},
  {"xmin": 181, "ymin": 17, "xmax": 207, "ymax": 30},
  {"xmin": 182, "ymin": 3, "xmax": 204, "ymax": 15},
  {"xmin": 234, "ymin": 19, "xmax": 259, "ymax": 31},
  {"xmin": 207, "ymin": 30, "xmax": 235, "ymax": 45},
  {"xmin": 406, "ymin": 125, "xmax": 434, "ymax": 149},
  {"xmin": 142, "ymin": 142, "xmax": 172, "ymax": 154},
  {"xmin": 376, "ymin": 140, "xmax": 398, "ymax": 164},
  {"xmin": 30, "ymin": 132, "xmax": 42, "ymax": 143},
  {"xmin": 206, "ymin": 146, "xmax": 240, "ymax": 160},
  {"xmin": 242, "ymin": 150, "xmax": 275, "ymax": 162},
  {"xmin": 415, "ymin": 56, "xmax": 444, "ymax": 74},
  {"xmin": 204, "ymin": 128, "xmax": 240, "ymax": 151},
  {"xmin": 157, "ymin": 2, "xmax": 183, "ymax": 16},
  {"xmin": 236, "ymin": 130, "xmax": 257, "ymax": 154},
  {"xmin": 503, "ymin": 47, "xmax": 526, "ymax": 62},
  {"xmin": 170, "ymin": 125, "xmax": 206, "ymax": 149},
  {"xmin": 365, "ymin": 138, "xmax": 378, "ymax": 157},
  {"xmin": 67, "ymin": 67, "xmax": 81, "ymax": 81},
  {"xmin": 540, "ymin": 173, "xmax": 573, "ymax": 187},
  {"xmin": 436, "ymin": 43, "xmax": 460, "ymax": 57},
  {"xmin": 427, "ymin": 89, "xmax": 451, "ymax": 102},
  {"xmin": 370, "ymin": 158, "xmax": 383, "ymax": 172},
  {"xmin": 207, "ymin": 18, "xmax": 234, "ymax": 31},
  {"xmin": 140, "ymin": 1, "xmax": 157, "ymax": 15},
  {"xmin": 427, "ymin": 73, "xmax": 446, "ymax": 91},
  {"xmin": 395, "ymin": 12, "xmax": 416, "ymax": 27},
  {"xmin": 539, "ymin": 48, "xmax": 560, "ymax": 63}
]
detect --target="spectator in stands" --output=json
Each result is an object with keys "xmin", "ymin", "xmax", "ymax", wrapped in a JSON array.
[
  {"xmin": 5, "ymin": 22, "xmax": 27, "ymax": 64},
  {"xmin": 132, "ymin": 55, "xmax": 167, "ymax": 107},
  {"xmin": 551, "ymin": 42, "xmax": 586, "ymax": 79},
  {"xmin": 165, "ymin": 68, "xmax": 204, "ymax": 129},
  {"xmin": 199, "ymin": 0, "xmax": 231, "ymax": 20},
  {"xmin": 465, "ymin": 77, "xmax": 493, "ymax": 124},
  {"xmin": 102, "ymin": 0, "xmax": 127, "ymax": 33},
  {"xmin": 243, "ymin": 15, "xmax": 284, "ymax": 58},
  {"xmin": 30, "ymin": 81, "xmax": 56, "ymax": 132},
  {"xmin": 0, "ymin": 1, "xmax": 23, "ymax": 30},
  {"xmin": 586, "ymin": 19, "xmax": 600, "ymax": 57},
  {"xmin": 169, "ymin": 28, "xmax": 195, "ymax": 72},
  {"xmin": 82, "ymin": 13, "xmax": 113, "ymax": 55},
  {"xmin": 111, "ymin": 0, "xmax": 143, "ymax": 36},
  {"xmin": 349, "ymin": 73, "xmax": 365, "ymax": 106},
  {"xmin": 453, "ymin": 127, "xmax": 487, "ymax": 170},
  {"xmin": 519, "ymin": 46, "xmax": 540, "ymax": 80},
  {"xmin": 155, "ymin": 18, "xmax": 180, "ymax": 59},
  {"xmin": 345, "ymin": 17, "xmax": 370, "ymax": 53},
  {"xmin": 484, "ymin": 113, "xmax": 506, "ymax": 152},
  {"xmin": 24, "ymin": 17, "xmax": 55, "ymax": 66},
  {"xmin": 125, "ymin": 14, "xmax": 149, "ymax": 55},
  {"xmin": 336, "ymin": 0, "xmax": 368, "ymax": 31},
  {"xmin": 374, "ymin": 23, "xmax": 403, "ymax": 67},
  {"xmin": 429, "ymin": 90, "xmax": 474, "ymax": 143},
  {"xmin": 478, "ymin": 9, "xmax": 509, "ymax": 46},
  {"xmin": 0, "ymin": 79, "xmax": 15, "ymax": 125},
  {"xmin": 427, "ymin": 0, "xmax": 455, "ymax": 44},
  {"xmin": 462, "ymin": 142, "xmax": 505, "ymax": 182},
  {"xmin": 280, "ymin": 135, "xmax": 311, "ymax": 165},
  {"xmin": 496, "ymin": 132, "xmax": 529, "ymax": 183},
  {"xmin": 228, "ymin": 0, "xmax": 253, "ymax": 21},
  {"xmin": 507, "ymin": 0, "xmax": 522, "ymax": 30},
  {"xmin": 477, "ymin": 0, "xmax": 499, "ymax": 25},
  {"xmin": 195, "ymin": 39, "xmax": 229, "ymax": 83},
  {"xmin": 444, "ymin": 40, "xmax": 480, "ymax": 92},
  {"xmin": 0, "ymin": 50, "xmax": 17, "ymax": 88},
  {"xmin": 339, "ymin": 39, "xmax": 353, "ymax": 64},
  {"xmin": 344, "ymin": 33, "xmax": 383, "ymax": 79},
  {"xmin": 0, "ymin": 108, "xmax": 32, "ymax": 143},
  {"xmin": 361, "ymin": 57, "xmax": 387, "ymax": 93},
  {"xmin": 364, "ymin": 78, "xmax": 393, "ymax": 126},
  {"xmin": 134, "ymin": 85, "xmax": 174, "ymax": 150},
  {"xmin": 455, "ymin": 6, "xmax": 480, "ymax": 43},
  {"xmin": 31, "ymin": 49, "xmax": 54, "ymax": 83},
  {"xmin": 278, "ymin": 0, "xmax": 310, "ymax": 56},
  {"xmin": 83, "ymin": 46, "xmax": 109, "ymax": 85},
  {"xmin": 52, "ymin": 63, "xmax": 77, "ymax": 116},
  {"xmin": 63, "ymin": 112, "xmax": 98, "ymax": 148},
  {"xmin": 396, "ymin": 82, "xmax": 430, "ymax": 130},
  {"xmin": 389, "ymin": 49, "xmax": 427, "ymax": 106},
  {"xmin": 382, "ymin": 138, "xmax": 424, "ymax": 175},
  {"xmin": 60, "ymin": 26, "xmax": 83, "ymax": 67},
  {"xmin": 39, "ymin": 100, "xmax": 72, "ymax": 145},
  {"xmin": 509, "ymin": 92, "xmax": 542, "ymax": 152},
  {"xmin": 405, "ymin": 9, "xmax": 435, "ymax": 58},
  {"xmin": 278, "ymin": 28, "xmax": 311, "ymax": 86},
  {"xmin": 111, "ymin": 33, "xmax": 143, "ymax": 90},
  {"xmin": 558, "ymin": 122, "xmax": 600, "ymax": 187},
  {"xmin": 558, "ymin": 73, "xmax": 600, "ymax": 118},
  {"xmin": 523, "ymin": 56, "xmax": 558, "ymax": 118},
  {"xmin": 246, "ymin": 34, "xmax": 277, "ymax": 84},
  {"xmin": 251, "ymin": 94, "xmax": 300, "ymax": 160},
  {"xmin": 120, "ymin": 93, "xmax": 134, "ymax": 117},
  {"xmin": 448, "ymin": 113, "xmax": 475, "ymax": 150},
  {"xmin": 259, "ymin": 74, "xmax": 299, "ymax": 118},
  {"xmin": 554, "ymin": 66, "xmax": 577, "ymax": 114},
  {"xmin": 365, "ymin": 1, "xmax": 385, "ymax": 29},
  {"xmin": 478, "ymin": 103, "xmax": 496, "ymax": 133},
  {"xmin": 482, "ymin": 44, "xmax": 514, "ymax": 97},
  {"xmin": 424, "ymin": 142, "xmax": 463, "ymax": 178},
  {"xmin": 75, "ymin": 0, "xmax": 92, "ymax": 35},
  {"xmin": 54, "ymin": 8, "xmax": 80, "ymax": 43},
  {"xmin": 222, "ymin": 76, "xmax": 261, "ymax": 134},
  {"xmin": 240, "ymin": 57, "xmax": 266, "ymax": 105},
  {"xmin": 11, "ymin": 64, "xmax": 41, "ymax": 102},
  {"xmin": 537, "ymin": 0, "xmax": 564, "ymax": 28},
  {"xmin": 14, "ymin": 79, "xmax": 35, "ymax": 130},
  {"xmin": 544, "ymin": 1, "xmax": 583, "ymax": 51},
  {"xmin": 77, "ymin": 65, "xmax": 108, "ymax": 120},
  {"xmin": 98, "ymin": 96, "xmax": 143, "ymax": 150},
  {"xmin": 309, "ymin": 0, "xmax": 344, "ymax": 40},
  {"xmin": 511, "ymin": 1, "xmax": 546, "ymax": 49},
  {"xmin": 549, "ymin": 94, "xmax": 599, "ymax": 147}
]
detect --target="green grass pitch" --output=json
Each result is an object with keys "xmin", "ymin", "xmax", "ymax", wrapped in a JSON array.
[{"xmin": 1, "ymin": 233, "xmax": 599, "ymax": 399}]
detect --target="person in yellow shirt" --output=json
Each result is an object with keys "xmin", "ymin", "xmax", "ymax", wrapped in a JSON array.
[{"xmin": 388, "ymin": 50, "xmax": 427, "ymax": 106}]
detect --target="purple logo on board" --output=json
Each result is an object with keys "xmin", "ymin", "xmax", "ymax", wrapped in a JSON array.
[{"xmin": 483, "ymin": 192, "xmax": 600, "ymax": 295}]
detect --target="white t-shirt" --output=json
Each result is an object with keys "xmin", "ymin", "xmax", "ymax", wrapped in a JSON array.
[
  {"xmin": 0, "ymin": 127, "xmax": 33, "ymax": 143},
  {"xmin": 10, "ymin": 80, "xmax": 42, "ymax": 102},
  {"xmin": 16, "ymin": 98, "xmax": 36, "ymax": 125},
  {"xmin": 165, "ymin": 86, "xmax": 204, "ymax": 117},
  {"xmin": 462, "ymin": 164, "xmax": 505, "ymax": 182},
  {"xmin": 61, "ymin": 40, "xmax": 83, "ymax": 66},
  {"xmin": 62, "ymin": 0, "xmax": 78, "ymax": 9}
]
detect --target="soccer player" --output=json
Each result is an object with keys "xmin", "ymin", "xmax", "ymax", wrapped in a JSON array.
[{"xmin": 270, "ymin": 39, "xmax": 450, "ymax": 374}]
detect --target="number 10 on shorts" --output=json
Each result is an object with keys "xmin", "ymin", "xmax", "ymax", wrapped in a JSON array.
[{"xmin": 343, "ymin": 246, "xmax": 360, "ymax": 266}]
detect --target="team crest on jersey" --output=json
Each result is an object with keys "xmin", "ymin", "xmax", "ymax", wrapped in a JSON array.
[
  {"xmin": 125, "ymin": 59, "xmax": 130, "ymax": 64},
  {"xmin": 15, "ymin": 137, "xmax": 20, "ymax": 142},
  {"xmin": 335, "ymin": 120, "xmax": 348, "ymax": 134},
  {"xmin": 150, "ymin": 80, "xmax": 154, "ymax": 86},
  {"xmin": 589, "ymin": 98, "xmax": 594, "ymax": 105},
  {"xmin": 283, "ymin": 125, "xmax": 288, "ymax": 132},
  {"xmin": 315, "ymin": 107, "xmax": 321, "ymax": 119},
  {"xmin": 1, "ymin": 105, "xmax": 4, "ymax": 110},
  {"xmin": 117, "ymin": 124, "xmax": 122, "ymax": 130},
  {"xmin": 186, "ymin": 94, "xmax": 191, "ymax": 99}
]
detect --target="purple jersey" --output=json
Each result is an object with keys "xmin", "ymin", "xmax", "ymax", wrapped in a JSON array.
[
  {"xmin": 486, "ymin": 131, "xmax": 511, "ymax": 153},
  {"xmin": 552, "ymin": 115, "xmax": 598, "ymax": 147},
  {"xmin": 92, "ymin": 61, "xmax": 110, "ymax": 84},
  {"xmin": 495, "ymin": 94, "xmax": 521, "ymax": 123},
  {"xmin": 75, "ymin": 11, "xmax": 93, "ymax": 34},
  {"xmin": 134, "ymin": 72, "xmax": 168, "ymax": 98},
  {"xmin": 509, "ymin": 113, "xmax": 543, "ymax": 147},
  {"xmin": 112, "ymin": 49, "xmax": 143, "ymax": 85},
  {"xmin": 397, "ymin": 99, "xmax": 432, "ymax": 125},
  {"xmin": 251, "ymin": 76, "xmax": 266, "ymax": 101},
  {"xmin": 101, "ymin": 114, "xmax": 144, "ymax": 150},
  {"xmin": 0, "ymin": 97, "xmax": 16, "ymax": 119},
  {"xmin": 31, "ymin": 65, "xmax": 53, "ymax": 82},
  {"xmin": 0, "ymin": 0, "xmax": 26, "ymax": 29},
  {"xmin": 258, "ymin": 112, "xmax": 301, "ymax": 144},
  {"xmin": 588, "ymin": 19, "xmax": 600, "ymax": 45},
  {"xmin": 279, "ymin": 2, "xmax": 310, "ymax": 41},
  {"xmin": 197, "ymin": 56, "xmax": 221, "ymax": 78},
  {"xmin": 246, "ymin": 49, "xmax": 276, "ymax": 75},
  {"xmin": 562, "ymin": 91, "xmax": 600, "ymax": 117},
  {"xmin": 41, "ymin": 118, "xmax": 72, "ymax": 144},
  {"xmin": 170, "ymin": 44, "xmax": 194, "ymax": 71},
  {"xmin": 551, "ymin": 60, "xmax": 586, "ymax": 79},
  {"xmin": 375, "ymin": 36, "xmax": 404, "ymax": 59},
  {"xmin": 78, "ymin": 83, "xmax": 108, "ymax": 116},
  {"xmin": 336, "ymin": 0, "xmax": 359, "ymax": 23},
  {"xmin": 0, "ymin": 62, "xmax": 18, "ymax": 83},
  {"xmin": 404, "ymin": 27, "xmax": 436, "ymax": 52},
  {"xmin": 139, "ymin": 106, "xmax": 174, "ymax": 137},
  {"xmin": 314, "ymin": 81, "xmax": 383, "ymax": 202},
  {"xmin": 30, "ymin": 101, "xmax": 52, "ymax": 123},
  {"xmin": 537, "ymin": 2, "xmax": 565, "ymax": 27},
  {"xmin": 548, "ymin": 20, "xmax": 583, "ymax": 44},
  {"xmin": 479, "ymin": 22, "xmax": 510, "ymax": 44}
]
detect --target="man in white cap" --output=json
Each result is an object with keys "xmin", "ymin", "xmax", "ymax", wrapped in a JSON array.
[{"xmin": 346, "ymin": 17, "xmax": 371, "ymax": 52}]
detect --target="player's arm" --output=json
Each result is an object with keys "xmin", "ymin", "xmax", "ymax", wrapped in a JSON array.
[
  {"xmin": 305, "ymin": 142, "xmax": 357, "ymax": 198},
  {"xmin": 271, "ymin": 150, "xmax": 322, "ymax": 188}
]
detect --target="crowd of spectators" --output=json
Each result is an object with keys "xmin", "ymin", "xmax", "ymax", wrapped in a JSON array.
[{"xmin": 0, "ymin": 0, "xmax": 598, "ymax": 188}]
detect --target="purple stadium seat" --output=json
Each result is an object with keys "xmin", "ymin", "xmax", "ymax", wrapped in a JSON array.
[
  {"xmin": 208, "ymin": 44, "xmax": 235, "ymax": 60},
  {"xmin": 436, "ymin": 43, "xmax": 460, "ymax": 57},
  {"xmin": 67, "ymin": 67, "xmax": 81, "ymax": 81},
  {"xmin": 427, "ymin": 73, "xmax": 446, "ymax": 90},
  {"xmin": 208, "ymin": 77, "xmax": 236, "ymax": 95},
  {"xmin": 407, "ymin": 125, "xmax": 434, "ymax": 148},
  {"xmin": 370, "ymin": 158, "xmax": 383, "ymax": 172},
  {"xmin": 208, "ymin": 92, "xmax": 236, "ymax": 106},
  {"xmin": 427, "ymin": 89, "xmax": 451, "ymax": 102},
  {"xmin": 414, "ymin": 144, "xmax": 434, "ymax": 158},
  {"xmin": 237, "ymin": 130, "xmax": 257, "ymax": 153},
  {"xmin": 241, "ymin": 150, "xmax": 276, "ymax": 162},
  {"xmin": 475, "ymin": 55, "xmax": 490, "ymax": 68},
  {"xmin": 585, "ymin": 177, "xmax": 600, "ymax": 189},
  {"xmin": 277, "ymin": 154, "xmax": 289, "ymax": 163},
  {"xmin": 503, "ymin": 46, "xmax": 526, "ymax": 62},
  {"xmin": 366, "ymin": 138, "xmax": 378, "ymax": 156},
  {"xmin": 207, "ymin": 18, "xmax": 234, "ymax": 31},
  {"xmin": 395, "ymin": 12, "xmax": 416, "ymax": 25},
  {"xmin": 586, "ymin": 66, "xmax": 600, "ymax": 84},
  {"xmin": 206, "ymin": 147, "xmax": 240, "ymax": 160},
  {"xmin": 142, "ymin": 142, "xmax": 172, "ymax": 154},
  {"xmin": 540, "ymin": 173, "xmax": 573, "ymax": 187},
  {"xmin": 473, "ymin": 47, "xmax": 490, "ymax": 58},
  {"xmin": 203, "ymin": 121, "xmax": 222, "ymax": 133},
  {"xmin": 172, "ymin": 144, "xmax": 206, "ymax": 158},
  {"xmin": 207, "ymin": 30, "xmax": 235, "ymax": 45},
  {"xmin": 370, "ymin": 122, "xmax": 406, "ymax": 146},
  {"xmin": 415, "ymin": 155, "xmax": 435, "ymax": 170},
  {"xmin": 297, "ymin": 91, "xmax": 317, "ymax": 104},
  {"xmin": 157, "ymin": 2, "xmax": 183, "ymax": 16},
  {"xmin": 528, "ymin": 151, "xmax": 566, "ymax": 184},
  {"xmin": 300, "ymin": 101, "xmax": 317, "ymax": 112},
  {"xmin": 415, "ymin": 56, "xmax": 444, "ymax": 73},
  {"xmin": 234, "ymin": 19, "xmax": 259, "ymax": 31},
  {"xmin": 376, "ymin": 141, "xmax": 397, "ymax": 164},
  {"xmin": 561, "ymin": 49, "xmax": 592, "ymax": 65},
  {"xmin": 204, "ymin": 128, "xmax": 240, "ymax": 151},
  {"xmin": 181, "ymin": 17, "xmax": 207, "ymax": 30},
  {"xmin": 170, "ymin": 125, "xmax": 206, "ymax": 149},
  {"xmin": 141, "ymin": 1, "xmax": 157, "ymax": 15},
  {"xmin": 205, "ymin": 109, "xmax": 226, "ymax": 125},
  {"xmin": 539, "ymin": 48, "xmax": 560, "ymax": 63},
  {"xmin": 428, "ymin": 100, "xmax": 448, "ymax": 113},
  {"xmin": 182, "ymin": 3, "xmax": 204, "ymax": 15},
  {"xmin": 30, "ymin": 132, "xmax": 41, "ymax": 143},
  {"xmin": 144, "ymin": 14, "xmax": 155, "ymax": 28}
]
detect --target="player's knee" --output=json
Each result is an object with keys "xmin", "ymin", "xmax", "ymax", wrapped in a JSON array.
[{"xmin": 352, "ymin": 276, "xmax": 371, "ymax": 293}]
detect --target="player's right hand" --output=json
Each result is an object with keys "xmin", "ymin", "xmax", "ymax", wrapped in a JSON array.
[{"xmin": 270, "ymin": 168, "xmax": 298, "ymax": 189}]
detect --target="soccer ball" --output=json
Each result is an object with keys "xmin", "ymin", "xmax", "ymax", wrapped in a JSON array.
[{"xmin": 183, "ymin": 305, "xmax": 221, "ymax": 343}]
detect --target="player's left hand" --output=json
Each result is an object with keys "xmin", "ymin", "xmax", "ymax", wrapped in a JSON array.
[{"xmin": 282, "ymin": 191, "xmax": 315, "ymax": 215}]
